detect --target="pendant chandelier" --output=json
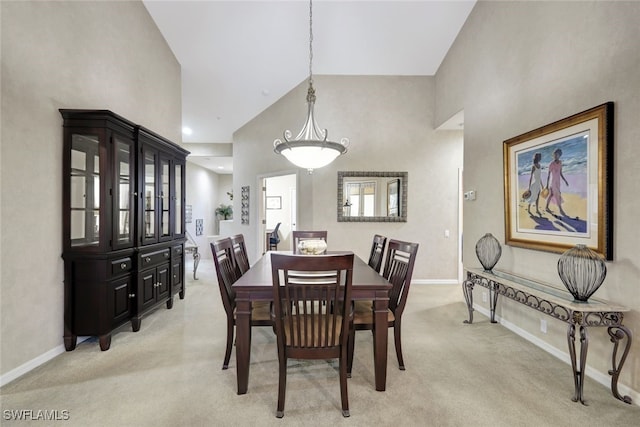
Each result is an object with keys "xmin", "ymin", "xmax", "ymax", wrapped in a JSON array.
[{"xmin": 273, "ymin": 0, "xmax": 349, "ymax": 173}]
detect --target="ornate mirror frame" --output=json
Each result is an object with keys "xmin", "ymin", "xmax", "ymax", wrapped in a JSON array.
[{"xmin": 337, "ymin": 171, "xmax": 408, "ymax": 222}]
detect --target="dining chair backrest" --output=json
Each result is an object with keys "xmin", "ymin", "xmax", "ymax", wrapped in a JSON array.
[
  {"xmin": 382, "ymin": 239, "xmax": 419, "ymax": 315},
  {"xmin": 292, "ymin": 230, "xmax": 327, "ymax": 251},
  {"xmin": 211, "ymin": 238, "xmax": 239, "ymax": 316},
  {"xmin": 347, "ymin": 239, "xmax": 419, "ymax": 374},
  {"xmin": 270, "ymin": 252, "xmax": 354, "ymax": 417},
  {"xmin": 367, "ymin": 234, "xmax": 387, "ymax": 273},
  {"xmin": 230, "ymin": 234, "xmax": 250, "ymax": 276},
  {"xmin": 211, "ymin": 237, "xmax": 272, "ymax": 370}
]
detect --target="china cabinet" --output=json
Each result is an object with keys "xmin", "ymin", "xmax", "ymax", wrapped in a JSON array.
[{"xmin": 60, "ymin": 110, "xmax": 189, "ymax": 350}]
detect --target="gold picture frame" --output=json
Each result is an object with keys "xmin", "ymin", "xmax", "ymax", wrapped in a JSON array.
[{"xmin": 503, "ymin": 102, "xmax": 613, "ymax": 259}]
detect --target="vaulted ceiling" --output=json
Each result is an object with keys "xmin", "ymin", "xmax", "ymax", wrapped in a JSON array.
[{"xmin": 143, "ymin": 1, "xmax": 475, "ymax": 172}]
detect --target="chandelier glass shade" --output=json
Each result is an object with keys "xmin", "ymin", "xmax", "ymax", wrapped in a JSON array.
[{"xmin": 273, "ymin": 0, "xmax": 349, "ymax": 172}]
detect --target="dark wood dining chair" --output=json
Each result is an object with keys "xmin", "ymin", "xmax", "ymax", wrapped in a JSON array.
[
  {"xmin": 347, "ymin": 239, "xmax": 419, "ymax": 375},
  {"xmin": 367, "ymin": 234, "xmax": 387, "ymax": 273},
  {"xmin": 270, "ymin": 252, "xmax": 354, "ymax": 418},
  {"xmin": 292, "ymin": 230, "xmax": 327, "ymax": 251},
  {"xmin": 211, "ymin": 238, "xmax": 271, "ymax": 370},
  {"xmin": 230, "ymin": 234, "xmax": 250, "ymax": 276}
]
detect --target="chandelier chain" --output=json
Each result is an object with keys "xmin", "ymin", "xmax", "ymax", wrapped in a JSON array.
[{"xmin": 309, "ymin": 0, "xmax": 313, "ymax": 84}]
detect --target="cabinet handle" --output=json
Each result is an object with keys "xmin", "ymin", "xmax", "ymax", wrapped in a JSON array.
[
  {"xmin": 145, "ymin": 257, "xmax": 151, "ymax": 263},
  {"xmin": 164, "ymin": 253, "xmax": 169, "ymax": 258},
  {"xmin": 128, "ymin": 293, "xmax": 135, "ymax": 298},
  {"xmin": 120, "ymin": 263, "xmax": 127, "ymax": 270}
]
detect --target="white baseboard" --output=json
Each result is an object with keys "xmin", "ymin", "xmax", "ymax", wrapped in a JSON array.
[
  {"xmin": 413, "ymin": 279, "xmax": 459, "ymax": 285},
  {"xmin": 473, "ymin": 304, "xmax": 640, "ymax": 407},
  {"xmin": 0, "ymin": 337, "xmax": 89, "ymax": 387}
]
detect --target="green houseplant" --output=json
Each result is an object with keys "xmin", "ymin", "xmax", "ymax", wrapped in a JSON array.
[{"xmin": 215, "ymin": 204, "xmax": 233, "ymax": 220}]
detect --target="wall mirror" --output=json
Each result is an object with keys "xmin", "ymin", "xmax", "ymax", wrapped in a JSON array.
[{"xmin": 337, "ymin": 171, "xmax": 408, "ymax": 222}]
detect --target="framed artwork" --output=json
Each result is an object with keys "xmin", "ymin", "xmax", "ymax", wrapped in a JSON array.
[
  {"xmin": 241, "ymin": 186, "xmax": 249, "ymax": 225},
  {"xmin": 266, "ymin": 196, "xmax": 281, "ymax": 210},
  {"xmin": 387, "ymin": 179, "xmax": 400, "ymax": 217},
  {"xmin": 503, "ymin": 102, "xmax": 613, "ymax": 259}
]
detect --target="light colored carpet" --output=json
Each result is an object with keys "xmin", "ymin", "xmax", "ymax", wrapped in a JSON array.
[{"xmin": 1, "ymin": 261, "xmax": 638, "ymax": 426}]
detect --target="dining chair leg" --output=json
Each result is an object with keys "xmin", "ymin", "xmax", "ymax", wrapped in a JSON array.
[
  {"xmin": 276, "ymin": 356, "xmax": 287, "ymax": 418},
  {"xmin": 346, "ymin": 329, "xmax": 355, "ymax": 377},
  {"xmin": 339, "ymin": 353, "xmax": 350, "ymax": 417},
  {"xmin": 394, "ymin": 321, "xmax": 405, "ymax": 370},
  {"xmin": 223, "ymin": 319, "xmax": 234, "ymax": 369},
  {"xmin": 370, "ymin": 329, "xmax": 376, "ymax": 364}
]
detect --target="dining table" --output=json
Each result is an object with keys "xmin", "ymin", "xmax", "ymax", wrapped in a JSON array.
[{"xmin": 231, "ymin": 250, "xmax": 392, "ymax": 395}]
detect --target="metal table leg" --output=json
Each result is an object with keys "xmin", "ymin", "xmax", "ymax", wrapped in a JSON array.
[
  {"xmin": 192, "ymin": 250, "xmax": 200, "ymax": 280},
  {"xmin": 462, "ymin": 279, "xmax": 474, "ymax": 324},
  {"xmin": 567, "ymin": 323, "xmax": 589, "ymax": 404},
  {"xmin": 607, "ymin": 325, "xmax": 633, "ymax": 404}
]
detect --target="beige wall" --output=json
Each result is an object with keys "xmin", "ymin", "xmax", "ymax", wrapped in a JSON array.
[
  {"xmin": 232, "ymin": 75, "xmax": 463, "ymax": 281},
  {"xmin": 436, "ymin": 1, "xmax": 640, "ymax": 397},
  {"xmin": 0, "ymin": 1, "xmax": 182, "ymax": 381}
]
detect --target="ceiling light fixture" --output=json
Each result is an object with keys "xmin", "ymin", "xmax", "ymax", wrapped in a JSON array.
[{"xmin": 273, "ymin": 0, "xmax": 349, "ymax": 173}]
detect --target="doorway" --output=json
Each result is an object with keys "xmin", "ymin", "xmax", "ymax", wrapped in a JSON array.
[{"xmin": 260, "ymin": 173, "xmax": 297, "ymax": 253}]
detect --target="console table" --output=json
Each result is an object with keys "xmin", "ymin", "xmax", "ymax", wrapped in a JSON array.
[
  {"xmin": 184, "ymin": 245, "xmax": 200, "ymax": 280},
  {"xmin": 184, "ymin": 231, "xmax": 200, "ymax": 280},
  {"xmin": 463, "ymin": 268, "xmax": 632, "ymax": 405}
]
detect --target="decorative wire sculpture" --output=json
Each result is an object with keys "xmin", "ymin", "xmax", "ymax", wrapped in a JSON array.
[
  {"xmin": 557, "ymin": 244, "xmax": 607, "ymax": 302},
  {"xmin": 475, "ymin": 233, "xmax": 502, "ymax": 271}
]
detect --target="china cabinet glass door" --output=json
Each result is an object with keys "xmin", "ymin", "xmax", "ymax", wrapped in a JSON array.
[
  {"xmin": 70, "ymin": 134, "xmax": 100, "ymax": 247},
  {"xmin": 160, "ymin": 155, "xmax": 171, "ymax": 240},
  {"xmin": 113, "ymin": 136, "xmax": 134, "ymax": 248},
  {"xmin": 174, "ymin": 162, "xmax": 183, "ymax": 236},
  {"xmin": 143, "ymin": 149, "xmax": 157, "ymax": 243}
]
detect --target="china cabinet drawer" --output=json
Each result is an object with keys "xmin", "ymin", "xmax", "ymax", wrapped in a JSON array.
[
  {"xmin": 173, "ymin": 245, "xmax": 183, "ymax": 257},
  {"xmin": 110, "ymin": 257, "xmax": 133, "ymax": 277},
  {"xmin": 139, "ymin": 249, "xmax": 171, "ymax": 269}
]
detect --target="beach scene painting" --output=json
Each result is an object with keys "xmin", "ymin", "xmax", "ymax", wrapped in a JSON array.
[
  {"xmin": 515, "ymin": 131, "xmax": 589, "ymax": 236},
  {"xmin": 503, "ymin": 102, "xmax": 613, "ymax": 259}
]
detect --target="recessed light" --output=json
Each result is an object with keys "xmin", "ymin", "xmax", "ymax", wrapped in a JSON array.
[
  {"xmin": 182, "ymin": 127, "xmax": 193, "ymax": 135},
  {"xmin": 217, "ymin": 166, "xmax": 224, "ymax": 170}
]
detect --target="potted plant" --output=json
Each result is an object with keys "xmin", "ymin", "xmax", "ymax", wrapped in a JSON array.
[{"xmin": 215, "ymin": 204, "xmax": 233, "ymax": 220}]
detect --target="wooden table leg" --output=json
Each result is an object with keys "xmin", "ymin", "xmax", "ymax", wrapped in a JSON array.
[
  {"xmin": 235, "ymin": 294, "xmax": 252, "ymax": 395},
  {"xmin": 373, "ymin": 292, "xmax": 389, "ymax": 391}
]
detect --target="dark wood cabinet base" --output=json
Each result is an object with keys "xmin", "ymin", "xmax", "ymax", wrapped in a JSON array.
[
  {"xmin": 64, "ymin": 335, "xmax": 77, "ymax": 352},
  {"xmin": 98, "ymin": 335, "xmax": 111, "ymax": 351}
]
